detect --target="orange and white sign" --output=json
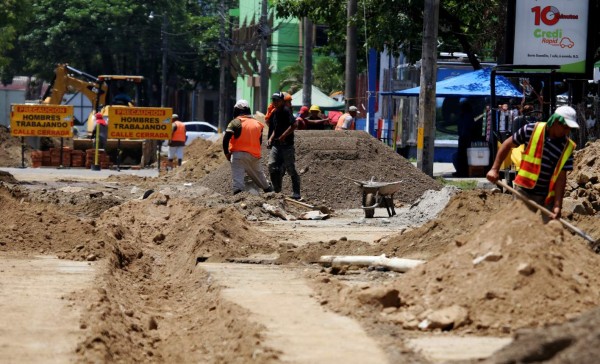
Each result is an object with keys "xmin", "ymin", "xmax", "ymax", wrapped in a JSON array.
[
  {"xmin": 10, "ymin": 104, "xmax": 74, "ymax": 137},
  {"xmin": 107, "ymin": 107, "xmax": 172, "ymax": 140}
]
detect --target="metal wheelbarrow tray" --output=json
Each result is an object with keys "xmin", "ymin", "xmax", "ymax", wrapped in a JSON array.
[{"xmin": 347, "ymin": 177, "xmax": 402, "ymax": 218}]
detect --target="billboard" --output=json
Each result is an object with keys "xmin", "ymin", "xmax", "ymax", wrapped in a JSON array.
[{"xmin": 508, "ymin": 0, "xmax": 594, "ymax": 76}]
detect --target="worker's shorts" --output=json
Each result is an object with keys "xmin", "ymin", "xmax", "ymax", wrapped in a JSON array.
[{"xmin": 168, "ymin": 146, "xmax": 184, "ymax": 160}]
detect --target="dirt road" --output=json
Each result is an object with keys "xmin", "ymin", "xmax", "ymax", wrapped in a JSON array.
[
  {"xmin": 1, "ymin": 133, "xmax": 600, "ymax": 363},
  {"xmin": 0, "ymin": 254, "xmax": 95, "ymax": 363}
]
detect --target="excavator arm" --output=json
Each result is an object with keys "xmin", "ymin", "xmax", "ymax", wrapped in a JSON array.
[{"xmin": 42, "ymin": 64, "xmax": 107, "ymax": 112}]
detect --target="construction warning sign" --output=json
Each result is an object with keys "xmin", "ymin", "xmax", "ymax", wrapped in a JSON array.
[
  {"xmin": 107, "ymin": 107, "xmax": 173, "ymax": 140},
  {"xmin": 10, "ymin": 104, "xmax": 74, "ymax": 138}
]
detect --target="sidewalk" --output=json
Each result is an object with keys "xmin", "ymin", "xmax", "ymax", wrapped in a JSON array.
[{"xmin": 413, "ymin": 162, "xmax": 495, "ymax": 189}]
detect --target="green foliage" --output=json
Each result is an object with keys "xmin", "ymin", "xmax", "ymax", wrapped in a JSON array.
[
  {"xmin": 313, "ymin": 57, "xmax": 343, "ymax": 94},
  {"xmin": 276, "ymin": 57, "xmax": 344, "ymax": 95},
  {"xmin": 436, "ymin": 176, "xmax": 478, "ymax": 190},
  {"xmin": 0, "ymin": 0, "xmax": 223, "ymax": 99},
  {"xmin": 274, "ymin": 0, "xmax": 507, "ymax": 69}
]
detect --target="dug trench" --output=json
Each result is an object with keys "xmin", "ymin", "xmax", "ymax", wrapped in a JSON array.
[{"xmin": 1, "ymin": 130, "xmax": 600, "ymax": 362}]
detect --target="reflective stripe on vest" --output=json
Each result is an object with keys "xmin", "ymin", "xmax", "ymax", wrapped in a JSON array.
[
  {"xmin": 544, "ymin": 138, "xmax": 575, "ymax": 205},
  {"xmin": 513, "ymin": 122, "xmax": 575, "ymax": 204},
  {"xmin": 171, "ymin": 121, "xmax": 186, "ymax": 143},
  {"xmin": 229, "ymin": 115, "xmax": 263, "ymax": 158},
  {"xmin": 514, "ymin": 122, "xmax": 545, "ymax": 189}
]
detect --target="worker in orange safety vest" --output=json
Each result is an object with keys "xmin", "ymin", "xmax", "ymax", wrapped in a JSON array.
[
  {"xmin": 167, "ymin": 114, "xmax": 186, "ymax": 170},
  {"xmin": 223, "ymin": 99, "xmax": 273, "ymax": 195},
  {"xmin": 335, "ymin": 105, "xmax": 359, "ymax": 130},
  {"xmin": 487, "ymin": 105, "xmax": 578, "ymax": 219}
]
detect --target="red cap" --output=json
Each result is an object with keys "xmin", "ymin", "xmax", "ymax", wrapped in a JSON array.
[
  {"xmin": 299, "ymin": 106, "xmax": 309, "ymax": 114},
  {"xmin": 95, "ymin": 113, "xmax": 103, "ymax": 119}
]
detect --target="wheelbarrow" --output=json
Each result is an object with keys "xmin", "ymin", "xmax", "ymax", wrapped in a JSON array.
[{"xmin": 347, "ymin": 177, "xmax": 402, "ymax": 218}]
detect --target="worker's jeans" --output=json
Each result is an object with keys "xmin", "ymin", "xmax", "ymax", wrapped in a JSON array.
[
  {"xmin": 268, "ymin": 144, "xmax": 300, "ymax": 196},
  {"xmin": 230, "ymin": 151, "xmax": 270, "ymax": 193}
]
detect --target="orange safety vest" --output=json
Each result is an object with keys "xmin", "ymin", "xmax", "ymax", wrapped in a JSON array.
[
  {"xmin": 335, "ymin": 113, "xmax": 354, "ymax": 130},
  {"xmin": 229, "ymin": 115, "xmax": 263, "ymax": 158},
  {"xmin": 513, "ymin": 122, "xmax": 575, "ymax": 205},
  {"xmin": 171, "ymin": 121, "xmax": 186, "ymax": 143},
  {"xmin": 264, "ymin": 103, "xmax": 276, "ymax": 126}
]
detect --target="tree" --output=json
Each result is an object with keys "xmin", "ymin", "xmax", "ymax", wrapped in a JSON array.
[
  {"xmin": 277, "ymin": 57, "xmax": 344, "ymax": 96},
  {"xmin": 0, "ymin": 0, "xmax": 223, "ymax": 100},
  {"xmin": 0, "ymin": 0, "xmax": 34, "ymax": 84},
  {"xmin": 273, "ymin": 0, "xmax": 506, "ymax": 71}
]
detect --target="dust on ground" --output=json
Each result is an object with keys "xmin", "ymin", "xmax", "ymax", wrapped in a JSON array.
[{"xmin": 0, "ymin": 134, "xmax": 599, "ymax": 363}]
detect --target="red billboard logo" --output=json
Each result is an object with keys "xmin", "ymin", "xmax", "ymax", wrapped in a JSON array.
[{"xmin": 532, "ymin": 6, "xmax": 579, "ymax": 26}]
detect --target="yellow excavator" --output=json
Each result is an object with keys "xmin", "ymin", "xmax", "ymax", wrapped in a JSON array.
[{"xmin": 41, "ymin": 63, "xmax": 155, "ymax": 166}]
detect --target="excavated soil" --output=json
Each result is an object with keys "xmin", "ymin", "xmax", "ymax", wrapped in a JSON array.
[
  {"xmin": 200, "ymin": 130, "xmax": 442, "ymax": 209},
  {"xmin": 1, "ymin": 132, "xmax": 599, "ymax": 363}
]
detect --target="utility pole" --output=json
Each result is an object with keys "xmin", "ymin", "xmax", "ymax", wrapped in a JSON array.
[
  {"xmin": 302, "ymin": 17, "xmax": 313, "ymax": 107},
  {"xmin": 218, "ymin": 0, "xmax": 227, "ymax": 132},
  {"xmin": 345, "ymin": 0, "xmax": 357, "ymax": 108},
  {"xmin": 417, "ymin": 0, "xmax": 439, "ymax": 177},
  {"xmin": 161, "ymin": 13, "xmax": 168, "ymax": 107},
  {"xmin": 259, "ymin": 0, "xmax": 269, "ymax": 113}
]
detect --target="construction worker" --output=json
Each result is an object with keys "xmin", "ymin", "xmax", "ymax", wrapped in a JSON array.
[
  {"xmin": 487, "ymin": 105, "xmax": 579, "ymax": 219},
  {"xmin": 223, "ymin": 100, "xmax": 273, "ymax": 195},
  {"xmin": 167, "ymin": 114, "xmax": 186, "ymax": 170},
  {"xmin": 268, "ymin": 92, "xmax": 301, "ymax": 200},
  {"xmin": 90, "ymin": 112, "xmax": 108, "ymax": 149},
  {"xmin": 304, "ymin": 105, "xmax": 330, "ymax": 130},
  {"xmin": 335, "ymin": 105, "xmax": 359, "ymax": 130}
]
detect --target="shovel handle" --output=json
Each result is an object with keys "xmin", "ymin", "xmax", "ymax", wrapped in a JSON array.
[{"xmin": 496, "ymin": 180, "xmax": 598, "ymax": 246}]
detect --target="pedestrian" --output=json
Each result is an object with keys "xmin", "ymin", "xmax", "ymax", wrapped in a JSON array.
[
  {"xmin": 90, "ymin": 112, "xmax": 108, "ymax": 149},
  {"xmin": 222, "ymin": 99, "xmax": 273, "ymax": 195},
  {"xmin": 487, "ymin": 105, "xmax": 579, "ymax": 219},
  {"xmin": 304, "ymin": 105, "xmax": 330, "ymax": 130},
  {"xmin": 267, "ymin": 91, "xmax": 301, "ymax": 200},
  {"xmin": 167, "ymin": 114, "xmax": 186, "ymax": 170},
  {"xmin": 335, "ymin": 105, "xmax": 359, "ymax": 130},
  {"xmin": 295, "ymin": 105, "xmax": 310, "ymax": 130}
]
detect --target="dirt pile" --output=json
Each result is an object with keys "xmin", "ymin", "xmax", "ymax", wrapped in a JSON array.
[
  {"xmin": 345, "ymin": 200, "xmax": 600, "ymax": 335},
  {"xmin": 277, "ymin": 189, "xmax": 512, "ymax": 264},
  {"xmin": 0, "ymin": 126, "xmax": 31, "ymax": 167},
  {"xmin": 0, "ymin": 183, "xmax": 97, "ymax": 257},
  {"xmin": 161, "ymin": 137, "xmax": 226, "ymax": 182},
  {"xmin": 565, "ymin": 139, "xmax": 600, "ymax": 215},
  {"xmin": 76, "ymin": 192, "xmax": 280, "ymax": 362},
  {"xmin": 200, "ymin": 130, "xmax": 442, "ymax": 209}
]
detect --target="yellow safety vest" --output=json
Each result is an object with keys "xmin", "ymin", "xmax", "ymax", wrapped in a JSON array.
[{"xmin": 514, "ymin": 122, "xmax": 575, "ymax": 205}]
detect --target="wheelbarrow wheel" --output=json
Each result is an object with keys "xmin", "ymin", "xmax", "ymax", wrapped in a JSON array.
[{"xmin": 364, "ymin": 193, "xmax": 375, "ymax": 218}]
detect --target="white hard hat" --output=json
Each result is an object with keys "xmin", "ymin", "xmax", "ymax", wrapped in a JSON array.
[{"xmin": 553, "ymin": 106, "xmax": 579, "ymax": 129}]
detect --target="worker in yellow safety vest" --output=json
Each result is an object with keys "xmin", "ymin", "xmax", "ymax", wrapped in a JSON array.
[
  {"xmin": 487, "ymin": 106, "xmax": 579, "ymax": 219},
  {"xmin": 223, "ymin": 99, "xmax": 273, "ymax": 195}
]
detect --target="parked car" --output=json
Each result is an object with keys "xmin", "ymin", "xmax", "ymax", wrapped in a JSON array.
[
  {"xmin": 160, "ymin": 121, "xmax": 219, "ymax": 154},
  {"xmin": 183, "ymin": 121, "xmax": 219, "ymax": 144}
]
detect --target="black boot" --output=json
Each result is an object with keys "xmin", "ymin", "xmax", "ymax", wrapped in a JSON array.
[
  {"xmin": 291, "ymin": 174, "xmax": 301, "ymax": 200},
  {"xmin": 270, "ymin": 171, "xmax": 282, "ymax": 193}
]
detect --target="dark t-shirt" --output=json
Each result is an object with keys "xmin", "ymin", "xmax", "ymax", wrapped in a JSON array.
[
  {"xmin": 513, "ymin": 123, "xmax": 573, "ymax": 196},
  {"xmin": 270, "ymin": 108, "xmax": 296, "ymax": 145}
]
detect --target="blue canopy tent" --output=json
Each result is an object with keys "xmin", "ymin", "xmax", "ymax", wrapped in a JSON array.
[{"xmin": 390, "ymin": 68, "xmax": 523, "ymax": 98}]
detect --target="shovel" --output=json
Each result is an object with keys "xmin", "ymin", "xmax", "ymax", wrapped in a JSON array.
[
  {"xmin": 496, "ymin": 180, "xmax": 598, "ymax": 249},
  {"xmin": 284, "ymin": 197, "xmax": 333, "ymax": 214}
]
